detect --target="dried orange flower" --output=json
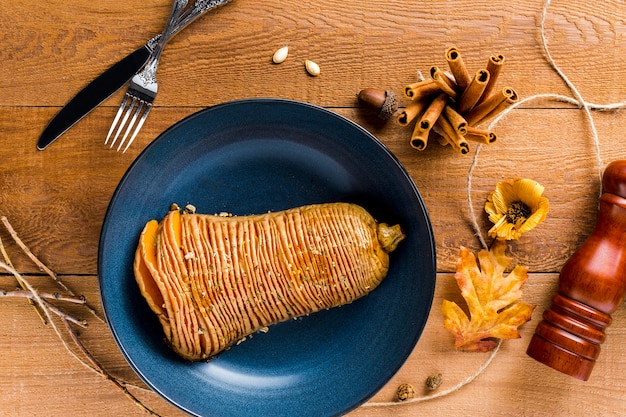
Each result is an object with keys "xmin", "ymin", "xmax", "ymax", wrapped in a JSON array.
[{"xmin": 485, "ymin": 178, "xmax": 549, "ymax": 240}]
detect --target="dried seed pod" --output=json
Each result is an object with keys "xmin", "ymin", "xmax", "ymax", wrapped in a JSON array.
[
  {"xmin": 395, "ymin": 383, "xmax": 416, "ymax": 401},
  {"xmin": 305, "ymin": 59, "xmax": 320, "ymax": 76},
  {"xmin": 272, "ymin": 46, "xmax": 289, "ymax": 64},
  {"xmin": 357, "ymin": 88, "xmax": 398, "ymax": 120},
  {"xmin": 425, "ymin": 373, "xmax": 443, "ymax": 391}
]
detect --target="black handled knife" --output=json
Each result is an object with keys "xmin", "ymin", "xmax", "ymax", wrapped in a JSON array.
[
  {"xmin": 37, "ymin": 0, "xmax": 233, "ymax": 151},
  {"xmin": 37, "ymin": 45, "xmax": 151, "ymax": 150}
]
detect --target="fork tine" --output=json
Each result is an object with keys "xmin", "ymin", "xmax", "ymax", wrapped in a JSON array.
[
  {"xmin": 121, "ymin": 103, "xmax": 153, "ymax": 153},
  {"xmin": 109, "ymin": 96, "xmax": 138, "ymax": 149},
  {"xmin": 104, "ymin": 94, "xmax": 129, "ymax": 145},
  {"xmin": 117, "ymin": 101, "xmax": 145, "ymax": 152},
  {"xmin": 104, "ymin": 0, "xmax": 194, "ymax": 153}
]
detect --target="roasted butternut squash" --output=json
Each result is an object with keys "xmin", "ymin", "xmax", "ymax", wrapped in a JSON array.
[{"xmin": 134, "ymin": 202, "xmax": 405, "ymax": 361}]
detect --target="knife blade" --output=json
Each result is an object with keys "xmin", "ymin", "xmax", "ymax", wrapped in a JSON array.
[{"xmin": 37, "ymin": 45, "xmax": 151, "ymax": 150}]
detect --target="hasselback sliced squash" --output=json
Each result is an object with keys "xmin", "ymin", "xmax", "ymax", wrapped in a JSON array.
[{"xmin": 133, "ymin": 202, "xmax": 405, "ymax": 361}]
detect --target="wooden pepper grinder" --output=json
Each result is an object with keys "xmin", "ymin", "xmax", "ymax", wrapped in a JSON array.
[{"xmin": 527, "ymin": 160, "xmax": 626, "ymax": 380}]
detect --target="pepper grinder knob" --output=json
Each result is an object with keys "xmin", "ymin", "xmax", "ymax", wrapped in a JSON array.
[{"xmin": 527, "ymin": 160, "xmax": 626, "ymax": 380}]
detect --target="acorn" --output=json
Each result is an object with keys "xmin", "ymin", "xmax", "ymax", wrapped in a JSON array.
[{"xmin": 357, "ymin": 88, "xmax": 398, "ymax": 120}]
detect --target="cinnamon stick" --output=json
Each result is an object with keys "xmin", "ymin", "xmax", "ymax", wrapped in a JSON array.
[
  {"xmin": 476, "ymin": 54, "xmax": 505, "ymax": 106},
  {"xmin": 410, "ymin": 93, "xmax": 448, "ymax": 150},
  {"xmin": 464, "ymin": 86, "xmax": 517, "ymax": 125},
  {"xmin": 418, "ymin": 93, "xmax": 448, "ymax": 131},
  {"xmin": 435, "ymin": 133, "xmax": 450, "ymax": 147},
  {"xmin": 465, "ymin": 126, "xmax": 497, "ymax": 144},
  {"xmin": 397, "ymin": 98, "xmax": 429, "ymax": 126},
  {"xmin": 443, "ymin": 105, "xmax": 468, "ymax": 135},
  {"xmin": 456, "ymin": 69, "xmax": 490, "ymax": 115},
  {"xmin": 410, "ymin": 124, "xmax": 430, "ymax": 151},
  {"xmin": 430, "ymin": 67, "xmax": 459, "ymax": 98},
  {"xmin": 445, "ymin": 46, "xmax": 471, "ymax": 90},
  {"xmin": 435, "ymin": 113, "xmax": 469, "ymax": 154},
  {"xmin": 403, "ymin": 79, "xmax": 441, "ymax": 100},
  {"xmin": 481, "ymin": 87, "xmax": 519, "ymax": 122}
]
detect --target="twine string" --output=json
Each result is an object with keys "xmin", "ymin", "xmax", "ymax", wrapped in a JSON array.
[
  {"xmin": 468, "ymin": 0, "xmax": 619, "ymax": 245},
  {"xmin": 362, "ymin": 340, "xmax": 502, "ymax": 407}
]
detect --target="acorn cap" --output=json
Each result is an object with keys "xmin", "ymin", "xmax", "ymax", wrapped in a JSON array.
[{"xmin": 378, "ymin": 90, "xmax": 398, "ymax": 120}]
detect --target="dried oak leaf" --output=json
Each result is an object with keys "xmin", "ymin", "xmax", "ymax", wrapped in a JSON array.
[{"xmin": 441, "ymin": 239, "xmax": 535, "ymax": 352}]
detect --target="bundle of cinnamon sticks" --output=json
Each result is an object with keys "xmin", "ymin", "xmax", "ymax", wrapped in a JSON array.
[{"xmin": 399, "ymin": 47, "xmax": 518, "ymax": 153}]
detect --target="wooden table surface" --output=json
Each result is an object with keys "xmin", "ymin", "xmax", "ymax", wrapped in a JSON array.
[{"xmin": 2, "ymin": 0, "xmax": 626, "ymax": 415}]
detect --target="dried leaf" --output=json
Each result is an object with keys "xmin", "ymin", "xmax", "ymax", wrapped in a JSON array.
[{"xmin": 441, "ymin": 240, "xmax": 535, "ymax": 352}]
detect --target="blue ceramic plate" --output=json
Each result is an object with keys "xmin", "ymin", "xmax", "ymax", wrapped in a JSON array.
[{"xmin": 98, "ymin": 99, "xmax": 436, "ymax": 417}]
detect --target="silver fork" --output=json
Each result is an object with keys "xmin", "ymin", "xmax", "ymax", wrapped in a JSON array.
[
  {"xmin": 105, "ymin": 0, "xmax": 232, "ymax": 152},
  {"xmin": 105, "ymin": 0, "xmax": 188, "ymax": 153}
]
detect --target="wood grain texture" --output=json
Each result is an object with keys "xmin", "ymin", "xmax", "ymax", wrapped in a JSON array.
[
  {"xmin": 2, "ymin": 0, "xmax": 626, "ymax": 106},
  {"xmin": 2, "ymin": 0, "xmax": 626, "ymax": 415},
  {"xmin": 1, "ymin": 274, "xmax": 624, "ymax": 416}
]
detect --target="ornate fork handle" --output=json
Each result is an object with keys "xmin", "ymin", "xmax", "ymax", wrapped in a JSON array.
[
  {"xmin": 173, "ymin": 0, "xmax": 232, "ymax": 37},
  {"xmin": 138, "ymin": 0, "xmax": 188, "ymax": 87},
  {"xmin": 145, "ymin": 0, "xmax": 232, "ymax": 54}
]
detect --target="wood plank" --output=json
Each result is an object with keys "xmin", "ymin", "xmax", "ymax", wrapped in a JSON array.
[
  {"xmin": 2, "ymin": 0, "xmax": 626, "ymax": 107},
  {"xmin": 0, "ymin": 273, "xmax": 624, "ymax": 416}
]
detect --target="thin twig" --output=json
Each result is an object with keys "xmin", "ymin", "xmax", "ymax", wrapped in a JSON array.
[
  {"xmin": 0, "ymin": 262, "xmax": 87, "ymax": 327},
  {"xmin": 0, "ymin": 234, "xmax": 14, "ymax": 269},
  {"xmin": 0, "ymin": 233, "xmax": 48, "ymax": 323},
  {"xmin": 0, "ymin": 216, "xmax": 70, "ymax": 293},
  {"xmin": 41, "ymin": 298, "xmax": 88, "ymax": 327},
  {"xmin": 1, "ymin": 259, "xmax": 160, "ymax": 415},
  {"xmin": 61, "ymin": 319, "xmax": 162, "ymax": 416},
  {"xmin": 0, "ymin": 289, "xmax": 86, "ymax": 304},
  {"xmin": 0, "ymin": 216, "xmax": 104, "ymax": 322}
]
